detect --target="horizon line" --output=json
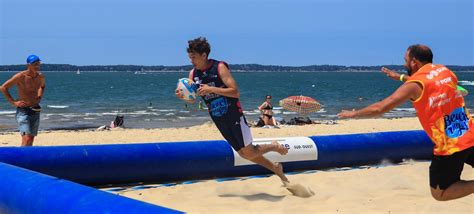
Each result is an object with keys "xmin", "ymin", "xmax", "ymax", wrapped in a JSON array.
[{"xmin": 1, "ymin": 63, "xmax": 473, "ymax": 67}]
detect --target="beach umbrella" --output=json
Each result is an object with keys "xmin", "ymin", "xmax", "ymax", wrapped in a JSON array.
[{"xmin": 279, "ymin": 95, "xmax": 321, "ymax": 115}]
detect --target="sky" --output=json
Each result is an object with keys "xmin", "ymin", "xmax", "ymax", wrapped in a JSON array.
[{"xmin": 0, "ymin": 0, "xmax": 473, "ymax": 66}]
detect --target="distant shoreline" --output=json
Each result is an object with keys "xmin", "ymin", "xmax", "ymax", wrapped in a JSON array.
[
  {"xmin": 1, "ymin": 64, "xmax": 473, "ymax": 72},
  {"xmin": 2, "ymin": 70, "xmax": 474, "ymax": 73}
]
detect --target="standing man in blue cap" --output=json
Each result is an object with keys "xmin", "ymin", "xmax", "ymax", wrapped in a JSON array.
[{"xmin": 0, "ymin": 55, "xmax": 46, "ymax": 146}]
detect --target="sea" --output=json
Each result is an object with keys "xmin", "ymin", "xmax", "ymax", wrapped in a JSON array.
[{"xmin": 1, "ymin": 71, "xmax": 474, "ymax": 131}]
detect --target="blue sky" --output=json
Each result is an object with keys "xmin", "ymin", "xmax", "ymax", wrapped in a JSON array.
[{"xmin": 1, "ymin": 0, "xmax": 472, "ymax": 66}]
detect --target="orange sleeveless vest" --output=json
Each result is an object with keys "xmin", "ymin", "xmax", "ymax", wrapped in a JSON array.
[{"xmin": 407, "ymin": 64, "xmax": 474, "ymax": 155}]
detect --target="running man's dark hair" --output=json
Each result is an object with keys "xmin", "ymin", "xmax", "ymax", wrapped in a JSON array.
[
  {"xmin": 407, "ymin": 44, "xmax": 433, "ymax": 63},
  {"xmin": 187, "ymin": 37, "xmax": 211, "ymax": 56}
]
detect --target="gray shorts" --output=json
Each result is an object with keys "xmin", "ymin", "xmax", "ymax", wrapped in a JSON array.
[{"xmin": 16, "ymin": 107, "xmax": 40, "ymax": 136}]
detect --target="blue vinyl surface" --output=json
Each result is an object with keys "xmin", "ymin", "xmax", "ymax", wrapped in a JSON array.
[
  {"xmin": 0, "ymin": 162, "xmax": 182, "ymax": 214},
  {"xmin": 0, "ymin": 130, "xmax": 434, "ymax": 186}
]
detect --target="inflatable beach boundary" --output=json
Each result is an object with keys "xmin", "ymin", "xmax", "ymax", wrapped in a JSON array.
[
  {"xmin": 0, "ymin": 162, "xmax": 182, "ymax": 213},
  {"xmin": 0, "ymin": 130, "xmax": 433, "ymax": 213}
]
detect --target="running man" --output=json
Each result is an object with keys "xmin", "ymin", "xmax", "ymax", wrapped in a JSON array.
[
  {"xmin": 338, "ymin": 44, "xmax": 474, "ymax": 201},
  {"xmin": 176, "ymin": 37, "xmax": 290, "ymax": 183},
  {"xmin": 1, "ymin": 55, "xmax": 45, "ymax": 146}
]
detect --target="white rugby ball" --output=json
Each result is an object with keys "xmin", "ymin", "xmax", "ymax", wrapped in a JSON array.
[{"xmin": 177, "ymin": 78, "xmax": 197, "ymax": 101}]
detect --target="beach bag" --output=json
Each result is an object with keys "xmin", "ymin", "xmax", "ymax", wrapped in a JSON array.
[{"xmin": 288, "ymin": 117, "xmax": 312, "ymax": 125}]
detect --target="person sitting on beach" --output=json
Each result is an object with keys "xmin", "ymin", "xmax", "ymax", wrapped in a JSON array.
[
  {"xmin": 0, "ymin": 55, "xmax": 45, "ymax": 146},
  {"xmin": 258, "ymin": 95, "xmax": 277, "ymax": 126},
  {"xmin": 175, "ymin": 37, "xmax": 290, "ymax": 184},
  {"xmin": 338, "ymin": 44, "xmax": 474, "ymax": 201},
  {"xmin": 110, "ymin": 115, "xmax": 124, "ymax": 128},
  {"xmin": 96, "ymin": 115, "xmax": 124, "ymax": 131}
]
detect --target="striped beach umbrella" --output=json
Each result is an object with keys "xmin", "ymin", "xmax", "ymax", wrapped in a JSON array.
[{"xmin": 279, "ymin": 95, "xmax": 321, "ymax": 115}]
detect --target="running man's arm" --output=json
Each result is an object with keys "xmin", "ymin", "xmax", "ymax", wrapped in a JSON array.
[
  {"xmin": 0, "ymin": 73, "xmax": 26, "ymax": 107},
  {"xmin": 198, "ymin": 63, "xmax": 240, "ymax": 98},
  {"xmin": 338, "ymin": 82, "xmax": 421, "ymax": 119}
]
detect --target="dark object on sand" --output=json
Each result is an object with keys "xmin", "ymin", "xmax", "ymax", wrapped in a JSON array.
[
  {"xmin": 255, "ymin": 117, "xmax": 265, "ymax": 127},
  {"xmin": 281, "ymin": 117, "xmax": 312, "ymax": 125}
]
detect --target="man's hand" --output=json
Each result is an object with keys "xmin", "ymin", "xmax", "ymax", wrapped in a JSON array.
[
  {"xmin": 197, "ymin": 84, "xmax": 214, "ymax": 96},
  {"xmin": 381, "ymin": 67, "xmax": 402, "ymax": 81},
  {"xmin": 13, "ymin": 100, "xmax": 28, "ymax": 108},
  {"xmin": 337, "ymin": 109, "xmax": 357, "ymax": 119}
]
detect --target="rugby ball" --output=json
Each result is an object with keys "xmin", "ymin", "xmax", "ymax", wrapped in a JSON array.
[{"xmin": 177, "ymin": 78, "xmax": 197, "ymax": 101}]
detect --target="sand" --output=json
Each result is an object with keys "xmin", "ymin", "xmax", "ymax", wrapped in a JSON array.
[
  {"xmin": 0, "ymin": 117, "xmax": 422, "ymax": 146},
  {"xmin": 116, "ymin": 161, "xmax": 474, "ymax": 213},
  {"xmin": 1, "ymin": 117, "xmax": 473, "ymax": 213}
]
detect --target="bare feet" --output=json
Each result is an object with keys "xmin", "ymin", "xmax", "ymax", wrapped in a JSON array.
[{"xmin": 272, "ymin": 141, "xmax": 289, "ymax": 155}]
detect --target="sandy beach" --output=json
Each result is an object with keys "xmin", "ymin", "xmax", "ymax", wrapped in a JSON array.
[
  {"xmin": 0, "ymin": 117, "xmax": 422, "ymax": 146},
  {"xmin": 1, "ymin": 117, "xmax": 473, "ymax": 213},
  {"xmin": 117, "ymin": 161, "xmax": 474, "ymax": 214}
]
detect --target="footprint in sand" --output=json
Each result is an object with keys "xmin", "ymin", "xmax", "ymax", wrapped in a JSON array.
[{"xmin": 283, "ymin": 181, "xmax": 315, "ymax": 198}]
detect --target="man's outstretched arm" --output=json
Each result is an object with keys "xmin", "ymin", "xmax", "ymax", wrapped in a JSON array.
[{"xmin": 338, "ymin": 82, "xmax": 421, "ymax": 119}]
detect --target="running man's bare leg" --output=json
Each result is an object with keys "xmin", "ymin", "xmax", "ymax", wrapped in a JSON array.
[
  {"xmin": 248, "ymin": 155, "xmax": 289, "ymax": 182},
  {"xmin": 431, "ymin": 180, "xmax": 474, "ymax": 201},
  {"xmin": 238, "ymin": 141, "xmax": 288, "ymax": 160},
  {"xmin": 237, "ymin": 141, "xmax": 289, "ymax": 182}
]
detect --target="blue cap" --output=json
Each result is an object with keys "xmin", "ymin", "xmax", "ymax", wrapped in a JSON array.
[{"xmin": 26, "ymin": 55, "xmax": 41, "ymax": 64}]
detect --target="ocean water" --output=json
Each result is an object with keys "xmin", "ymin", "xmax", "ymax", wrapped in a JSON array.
[{"xmin": 1, "ymin": 71, "xmax": 474, "ymax": 131}]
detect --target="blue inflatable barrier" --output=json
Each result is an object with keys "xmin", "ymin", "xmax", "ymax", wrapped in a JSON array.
[
  {"xmin": 0, "ymin": 162, "xmax": 182, "ymax": 214},
  {"xmin": 0, "ymin": 131, "xmax": 433, "ymax": 186}
]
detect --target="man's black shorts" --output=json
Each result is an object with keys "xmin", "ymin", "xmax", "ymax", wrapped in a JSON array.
[
  {"xmin": 213, "ymin": 116, "xmax": 253, "ymax": 151},
  {"xmin": 430, "ymin": 146, "xmax": 474, "ymax": 190}
]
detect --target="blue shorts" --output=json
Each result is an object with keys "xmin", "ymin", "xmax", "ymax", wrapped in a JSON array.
[{"xmin": 16, "ymin": 107, "xmax": 41, "ymax": 136}]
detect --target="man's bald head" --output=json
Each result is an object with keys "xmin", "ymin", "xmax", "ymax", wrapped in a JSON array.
[{"xmin": 407, "ymin": 44, "xmax": 433, "ymax": 64}]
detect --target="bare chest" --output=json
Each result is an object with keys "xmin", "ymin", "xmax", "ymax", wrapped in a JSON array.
[{"xmin": 17, "ymin": 74, "xmax": 41, "ymax": 92}]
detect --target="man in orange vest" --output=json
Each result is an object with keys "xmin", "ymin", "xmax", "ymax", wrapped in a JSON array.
[{"xmin": 338, "ymin": 44, "xmax": 474, "ymax": 201}]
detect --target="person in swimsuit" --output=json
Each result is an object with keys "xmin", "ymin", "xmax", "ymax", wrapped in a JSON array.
[
  {"xmin": 175, "ymin": 37, "xmax": 290, "ymax": 184},
  {"xmin": 1, "ymin": 55, "xmax": 46, "ymax": 146},
  {"xmin": 258, "ymin": 95, "xmax": 277, "ymax": 126},
  {"xmin": 338, "ymin": 44, "xmax": 474, "ymax": 201}
]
